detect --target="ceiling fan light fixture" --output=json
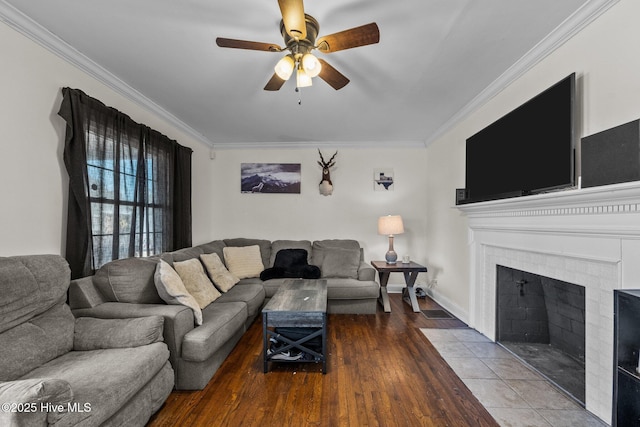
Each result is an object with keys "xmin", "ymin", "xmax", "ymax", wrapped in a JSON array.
[
  {"xmin": 296, "ymin": 67, "xmax": 312, "ymax": 88},
  {"xmin": 301, "ymin": 53, "xmax": 321, "ymax": 78},
  {"xmin": 274, "ymin": 55, "xmax": 295, "ymax": 80}
]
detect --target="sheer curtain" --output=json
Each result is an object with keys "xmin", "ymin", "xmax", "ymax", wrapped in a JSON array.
[{"xmin": 59, "ymin": 88, "xmax": 192, "ymax": 278}]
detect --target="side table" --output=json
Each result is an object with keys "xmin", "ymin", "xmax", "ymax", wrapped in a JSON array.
[{"xmin": 371, "ymin": 261, "xmax": 428, "ymax": 313}]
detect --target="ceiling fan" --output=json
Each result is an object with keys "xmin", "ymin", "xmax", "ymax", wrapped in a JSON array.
[{"xmin": 216, "ymin": 0, "xmax": 380, "ymax": 91}]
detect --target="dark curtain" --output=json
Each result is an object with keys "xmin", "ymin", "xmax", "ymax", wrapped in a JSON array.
[
  {"xmin": 173, "ymin": 143, "xmax": 193, "ymax": 249},
  {"xmin": 59, "ymin": 87, "xmax": 192, "ymax": 278}
]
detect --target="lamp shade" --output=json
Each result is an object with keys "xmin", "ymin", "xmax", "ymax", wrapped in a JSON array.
[
  {"xmin": 274, "ymin": 55, "xmax": 295, "ymax": 80},
  {"xmin": 296, "ymin": 67, "xmax": 313, "ymax": 88},
  {"xmin": 378, "ymin": 215, "xmax": 404, "ymax": 236},
  {"xmin": 301, "ymin": 53, "xmax": 322, "ymax": 77}
]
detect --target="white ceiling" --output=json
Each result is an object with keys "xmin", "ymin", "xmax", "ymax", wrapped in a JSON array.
[{"xmin": 0, "ymin": 0, "xmax": 613, "ymax": 148}]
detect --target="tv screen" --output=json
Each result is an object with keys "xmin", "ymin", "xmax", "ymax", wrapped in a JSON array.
[{"xmin": 463, "ymin": 73, "xmax": 576, "ymax": 203}]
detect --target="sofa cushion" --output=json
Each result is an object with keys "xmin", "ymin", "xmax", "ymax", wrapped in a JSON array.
[
  {"xmin": 93, "ymin": 257, "xmax": 163, "ymax": 304},
  {"xmin": 223, "ymin": 238, "xmax": 271, "ymax": 269},
  {"xmin": 200, "ymin": 253, "xmax": 239, "ymax": 292},
  {"xmin": 216, "ymin": 283, "xmax": 265, "ymax": 318},
  {"xmin": 223, "ymin": 245, "xmax": 264, "ymax": 279},
  {"xmin": 0, "ymin": 378, "xmax": 73, "ymax": 427},
  {"xmin": 198, "ymin": 240, "xmax": 226, "ymax": 260},
  {"xmin": 74, "ymin": 316, "xmax": 164, "ymax": 351},
  {"xmin": 321, "ymin": 247, "xmax": 360, "ymax": 279},
  {"xmin": 0, "ymin": 303, "xmax": 75, "ymax": 381},
  {"xmin": 326, "ymin": 278, "xmax": 380, "ymax": 299},
  {"xmin": 269, "ymin": 240, "xmax": 312, "ymax": 266},
  {"xmin": 311, "ymin": 239, "xmax": 361, "ymax": 267},
  {"xmin": 0, "ymin": 255, "xmax": 70, "ymax": 334},
  {"xmin": 168, "ymin": 246, "xmax": 205, "ymax": 263},
  {"xmin": 21, "ymin": 343, "xmax": 171, "ymax": 427},
  {"xmin": 181, "ymin": 302, "xmax": 247, "ymax": 362},
  {"xmin": 154, "ymin": 260, "xmax": 203, "ymax": 325},
  {"xmin": 173, "ymin": 258, "xmax": 221, "ymax": 308}
]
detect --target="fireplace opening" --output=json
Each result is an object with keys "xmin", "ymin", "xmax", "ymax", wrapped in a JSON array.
[{"xmin": 496, "ymin": 265, "xmax": 586, "ymax": 405}]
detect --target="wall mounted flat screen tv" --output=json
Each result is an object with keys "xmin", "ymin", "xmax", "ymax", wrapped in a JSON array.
[{"xmin": 462, "ymin": 73, "xmax": 576, "ymax": 204}]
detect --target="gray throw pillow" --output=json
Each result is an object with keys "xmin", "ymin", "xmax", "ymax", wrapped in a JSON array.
[
  {"xmin": 321, "ymin": 248, "xmax": 360, "ymax": 279},
  {"xmin": 73, "ymin": 316, "xmax": 164, "ymax": 350}
]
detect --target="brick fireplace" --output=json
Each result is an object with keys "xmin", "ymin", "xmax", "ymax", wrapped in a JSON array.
[{"xmin": 457, "ymin": 181, "xmax": 640, "ymax": 424}]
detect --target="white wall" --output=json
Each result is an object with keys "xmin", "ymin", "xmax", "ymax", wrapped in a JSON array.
[
  {"xmin": 425, "ymin": 0, "xmax": 640, "ymax": 320},
  {"xmin": 201, "ymin": 147, "xmax": 429, "ymax": 286},
  {"xmin": 0, "ymin": 20, "xmax": 214, "ymax": 256}
]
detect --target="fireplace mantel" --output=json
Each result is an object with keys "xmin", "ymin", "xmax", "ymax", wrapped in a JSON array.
[
  {"xmin": 457, "ymin": 181, "xmax": 640, "ymax": 238},
  {"xmin": 456, "ymin": 180, "xmax": 640, "ymax": 423}
]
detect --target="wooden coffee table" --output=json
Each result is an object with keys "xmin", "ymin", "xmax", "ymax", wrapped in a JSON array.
[{"xmin": 262, "ymin": 279, "xmax": 328, "ymax": 373}]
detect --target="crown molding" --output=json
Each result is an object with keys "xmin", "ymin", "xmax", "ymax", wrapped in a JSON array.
[
  {"xmin": 212, "ymin": 139, "xmax": 427, "ymax": 150},
  {"xmin": 0, "ymin": 0, "xmax": 214, "ymax": 148},
  {"xmin": 424, "ymin": 0, "xmax": 620, "ymax": 147}
]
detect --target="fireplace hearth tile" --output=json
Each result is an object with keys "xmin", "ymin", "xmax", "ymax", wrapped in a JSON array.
[
  {"xmin": 420, "ymin": 328, "xmax": 606, "ymax": 425},
  {"xmin": 536, "ymin": 409, "xmax": 607, "ymax": 427},
  {"xmin": 450, "ymin": 329, "xmax": 492, "ymax": 343},
  {"xmin": 462, "ymin": 378, "xmax": 530, "ymax": 408},
  {"xmin": 464, "ymin": 342, "xmax": 512, "ymax": 359},
  {"xmin": 428, "ymin": 341, "xmax": 475, "ymax": 358},
  {"xmin": 505, "ymin": 379, "xmax": 579, "ymax": 410},
  {"xmin": 486, "ymin": 407, "xmax": 553, "ymax": 427},
  {"xmin": 419, "ymin": 328, "xmax": 459, "ymax": 342},
  {"xmin": 445, "ymin": 357, "xmax": 499, "ymax": 380},
  {"xmin": 483, "ymin": 358, "xmax": 542, "ymax": 381}
]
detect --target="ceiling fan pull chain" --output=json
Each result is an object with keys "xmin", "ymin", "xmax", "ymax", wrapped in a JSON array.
[{"xmin": 295, "ymin": 87, "xmax": 302, "ymax": 105}]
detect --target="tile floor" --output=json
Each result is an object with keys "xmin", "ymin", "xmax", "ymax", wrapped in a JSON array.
[{"xmin": 420, "ymin": 328, "xmax": 608, "ymax": 427}]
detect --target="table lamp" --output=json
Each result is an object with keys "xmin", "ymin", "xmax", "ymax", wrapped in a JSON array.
[{"xmin": 378, "ymin": 215, "xmax": 404, "ymax": 264}]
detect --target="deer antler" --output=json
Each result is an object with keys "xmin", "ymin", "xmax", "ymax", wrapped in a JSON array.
[
  {"xmin": 318, "ymin": 149, "xmax": 338, "ymax": 167},
  {"xmin": 318, "ymin": 149, "xmax": 326, "ymax": 165},
  {"xmin": 327, "ymin": 151, "xmax": 337, "ymax": 167}
]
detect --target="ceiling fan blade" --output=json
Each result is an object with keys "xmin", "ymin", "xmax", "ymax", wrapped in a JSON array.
[
  {"xmin": 316, "ymin": 23, "xmax": 380, "ymax": 53},
  {"xmin": 216, "ymin": 37, "xmax": 282, "ymax": 52},
  {"xmin": 317, "ymin": 59, "xmax": 349, "ymax": 90},
  {"xmin": 278, "ymin": 0, "xmax": 306, "ymax": 40},
  {"xmin": 264, "ymin": 73, "xmax": 287, "ymax": 91}
]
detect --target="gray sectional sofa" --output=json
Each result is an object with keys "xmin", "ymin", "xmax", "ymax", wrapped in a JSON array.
[
  {"xmin": 0, "ymin": 255, "xmax": 174, "ymax": 427},
  {"xmin": 69, "ymin": 238, "xmax": 379, "ymax": 390}
]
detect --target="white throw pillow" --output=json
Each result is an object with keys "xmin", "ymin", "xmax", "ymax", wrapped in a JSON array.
[
  {"xmin": 200, "ymin": 253, "xmax": 240, "ymax": 292},
  {"xmin": 173, "ymin": 258, "xmax": 221, "ymax": 308},
  {"xmin": 154, "ymin": 260, "xmax": 203, "ymax": 325},
  {"xmin": 223, "ymin": 245, "xmax": 264, "ymax": 279}
]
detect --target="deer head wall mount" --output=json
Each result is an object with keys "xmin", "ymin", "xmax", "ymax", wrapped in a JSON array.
[{"xmin": 318, "ymin": 149, "xmax": 337, "ymax": 196}]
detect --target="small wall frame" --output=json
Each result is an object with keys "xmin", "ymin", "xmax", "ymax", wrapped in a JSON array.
[{"xmin": 374, "ymin": 168, "xmax": 394, "ymax": 191}]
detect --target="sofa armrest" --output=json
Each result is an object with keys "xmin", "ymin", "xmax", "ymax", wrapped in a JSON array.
[
  {"xmin": 73, "ymin": 316, "xmax": 164, "ymax": 350},
  {"xmin": 0, "ymin": 379, "xmax": 72, "ymax": 427},
  {"xmin": 72, "ymin": 303, "xmax": 193, "ymax": 367},
  {"xmin": 358, "ymin": 261, "xmax": 376, "ymax": 281},
  {"xmin": 68, "ymin": 277, "xmax": 106, "ymax": 309}
]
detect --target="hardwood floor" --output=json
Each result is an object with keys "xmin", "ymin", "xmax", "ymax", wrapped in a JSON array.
[{"xmin": 147, "ymin": 294, "xmax": 499, "ymax": 426}]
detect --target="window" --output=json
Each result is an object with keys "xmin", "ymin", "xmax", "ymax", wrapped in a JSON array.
[
  {"xmin": 86, "ymin": 129, "xmax": 166, "ymax": 268},
  {"xmin": 60, "ymin": 88, "xmax": 192, "ymax": 278}
]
